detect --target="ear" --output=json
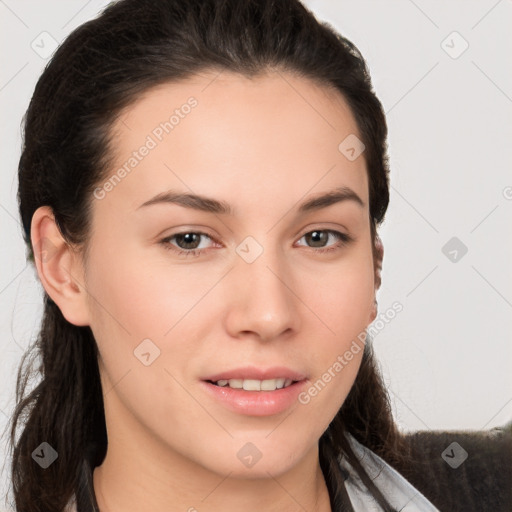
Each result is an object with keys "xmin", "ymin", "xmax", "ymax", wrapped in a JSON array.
[
  {"xmin": 30, "ymin": 206, "xmax": 90, "ymax": 326},
  {"xmin": 368, "ymin": 234, "xmax": 384, "ymax": 324}
]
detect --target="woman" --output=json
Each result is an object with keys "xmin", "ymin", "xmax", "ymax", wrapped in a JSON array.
[{"xmin": 9, "ymin": 0, "xmax": 440, "ymax": 510}]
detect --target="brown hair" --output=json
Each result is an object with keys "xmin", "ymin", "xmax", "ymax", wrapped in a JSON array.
[{"xmin": 9, "ymin": 0, "xmax": 409, "ymax": 510}]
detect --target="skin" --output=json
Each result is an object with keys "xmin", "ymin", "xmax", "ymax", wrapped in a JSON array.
[{"xmin": 31, "ymin": 70, "xmax": 381, "ymax": 512}]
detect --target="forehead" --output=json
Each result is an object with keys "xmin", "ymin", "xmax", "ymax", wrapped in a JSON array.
[
  {"xmin": 117, "ymin": 70, "xmax": 362, "ymax": 141},
  {"xmin": 100, "ymin": 70, "xmax": 369, "ymax": 216}
]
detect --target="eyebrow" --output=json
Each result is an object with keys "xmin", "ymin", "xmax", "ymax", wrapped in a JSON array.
[{"xmin": 137, "ymin": 186, "xmax": 365, "ymax": 215}]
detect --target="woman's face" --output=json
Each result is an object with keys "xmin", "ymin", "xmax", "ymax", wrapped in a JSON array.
[{"xmin": 81, "ymin": 70, "xmax": 376, "ymax": 479}]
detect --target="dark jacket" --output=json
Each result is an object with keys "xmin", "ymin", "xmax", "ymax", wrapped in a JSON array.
[{"xmin": 400, "ymin": 424, "xmax": 512, "ymax": 511}]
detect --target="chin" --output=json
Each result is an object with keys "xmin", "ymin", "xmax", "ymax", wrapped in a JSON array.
[{"xmin": 203, "ymin": 441, "xmax": 308, "ymax": 480}]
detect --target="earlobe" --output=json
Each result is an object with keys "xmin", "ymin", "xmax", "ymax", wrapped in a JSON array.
[
  {"xmin": 369, "ymin": 297, "xmax": 378, "ymax": 324},
  {"xmin": 30, "ymin": 206, "xmax": 90, "ymax": 326},
  {"xmin": 373, "ymin": 234, "xmax": 384, "ymax": 292},
  {"xmin": 368, "ymin": 235, "xmax": 384, "ymax": 324}
]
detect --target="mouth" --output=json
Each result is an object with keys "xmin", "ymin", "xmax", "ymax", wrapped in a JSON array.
[
  {"xmin": 206, "ymin": 377, "xmax": 300, "ymax": 391},
  {"xmin": 200, "ymin": 366, "xmax": 308, "ymax": 415},
  {"xmin": 201, "ymin": 378, "xmax": 308, "ymax": 416}
]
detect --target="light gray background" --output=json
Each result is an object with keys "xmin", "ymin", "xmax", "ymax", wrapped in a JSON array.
[{"xmin": 1, "ymin": 0, "xmax": 511, "ymax": 507}]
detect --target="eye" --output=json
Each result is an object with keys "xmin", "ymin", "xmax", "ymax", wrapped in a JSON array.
[
  {"xmin": 160, "ymin": 231, "xmax": 216, "ymax": 258},
  {"xmin": 296, "ymin": 229, "xmax": 354, "ymax": 254}
]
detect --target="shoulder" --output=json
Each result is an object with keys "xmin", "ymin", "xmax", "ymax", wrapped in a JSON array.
[{"xmin": 400, "ymin": 423, "xmax": 512, "ymax": 512}]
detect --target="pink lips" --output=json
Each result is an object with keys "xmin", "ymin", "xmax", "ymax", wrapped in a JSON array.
[
  {"xmin": 203, "ymin": 365, "xmax": 307, "ymax": 383},
  {"xmin": 201, "ymin": 379, "xmax": 307, "ymax": 416},
  {"xmin": 200, "ymin": 366, "xmax": 308, "ymax": 416}
]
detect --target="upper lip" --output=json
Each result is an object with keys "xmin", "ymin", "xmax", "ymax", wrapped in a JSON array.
[{"xmin": 203, "ymin": 366, "xmax": 307, "ymax": 382}]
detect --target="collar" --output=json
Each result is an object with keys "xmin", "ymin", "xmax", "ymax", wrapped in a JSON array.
[{"xmin": 337, "ymin": 433, "xmax": 440, "ymax": 511}]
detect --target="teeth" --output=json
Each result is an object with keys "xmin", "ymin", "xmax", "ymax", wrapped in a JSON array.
[
  {"xmin": 243, "ymin": 379, "xmax": 261, "ymax": 391},
  {"xmin": 213, "ymin": 378, "xmax": 295, "ymax": 391}
]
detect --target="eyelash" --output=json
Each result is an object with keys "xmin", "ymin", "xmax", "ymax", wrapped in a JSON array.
[{"xmin": 159, "ymin": 229, "xmax": 354, "ymax": 258}]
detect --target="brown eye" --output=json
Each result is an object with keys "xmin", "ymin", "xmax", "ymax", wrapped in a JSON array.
[
  {"xmin": 297, "ymin": 229, "xmax": 353, "ymax": 253},
  {"xmin": 160, "ymin": 231, "xmax": 215, "ymax": 257}
]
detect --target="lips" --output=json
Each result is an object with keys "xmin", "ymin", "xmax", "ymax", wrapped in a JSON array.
[
  {"xmin": 201, "ymin": 377, "xmax": 308, "ymax": 416},
  {"xmin": 202, "ymin": 365, "xmax": 307, "ymax": 383}
]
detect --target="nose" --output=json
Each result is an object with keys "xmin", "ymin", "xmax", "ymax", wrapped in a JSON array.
[{"xmin": 223, "ymin": 245, "xmax": 301, "ymax": 342}]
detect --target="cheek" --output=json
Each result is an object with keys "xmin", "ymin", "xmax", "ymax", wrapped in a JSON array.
[
  {"xmin": 291, "ymin": 269, "xmax": 370, "ymax": 452},
  {"xmin": 86, "ymin": 247, "xmax": 191, "ymax": 338},
  {"xmin": 84, "ymin": 245, "xmax": 214, "ymax": 385},
  {"xmin": 305, "ymin": 254, "xmax": 374, "ymax": 338},
  {"xmin": 298, "ymin": 254, "xmax": 373, "ymax": 399},
  {"xmin": 84, "ymin": 249, "xmax": 204, "ymax": 429}
]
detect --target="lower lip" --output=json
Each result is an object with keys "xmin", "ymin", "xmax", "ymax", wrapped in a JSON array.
[{"xmin": 200, "ymin": 380, "xmax": 308, "ymax": 416}]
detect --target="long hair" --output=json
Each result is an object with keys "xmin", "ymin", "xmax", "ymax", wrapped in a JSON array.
[{"xmin": 8, "ymin": 1, "xmax": 410, "ymax": 510}]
